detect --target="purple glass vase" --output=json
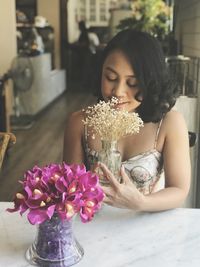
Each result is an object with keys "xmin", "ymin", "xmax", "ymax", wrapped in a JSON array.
[{"xmin": 25, "ymin": 214, "xmax": 84, "ymax": 267}]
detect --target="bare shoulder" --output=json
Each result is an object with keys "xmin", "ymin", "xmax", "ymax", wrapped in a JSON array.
[
  {"xmin": 163, "ymin": 110, "xmax": 187, "ymax": 130},
  {"xmin": 65, "ymin": 110, "xmax": 85, "ymax": 132},
  {"xmin": 63, "ymin": 110, "xmax": 86, "ymax": 163},
  {"xmin": 162, "ymin": 110, "xmax": 188, "ymax": 140}
]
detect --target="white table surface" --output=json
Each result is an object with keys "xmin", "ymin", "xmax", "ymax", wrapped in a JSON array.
[{"xmin": 0, "ymin": 202, "xmax": 200, "ymax": 267}]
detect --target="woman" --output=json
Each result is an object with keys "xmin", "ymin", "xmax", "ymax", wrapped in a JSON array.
[{"xmin": 63, "ymin": 30, "xmax": 191, "ymax": 212}]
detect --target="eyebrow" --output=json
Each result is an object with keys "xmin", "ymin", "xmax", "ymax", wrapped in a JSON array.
[{"xmin": 105, "ymin": 66, "xmax": 136, "ymax": 78}]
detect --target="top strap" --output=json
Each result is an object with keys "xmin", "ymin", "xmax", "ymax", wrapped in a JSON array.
[{"xmin": 154, "ymin": 118, "xmax": 163, "ymax": 149}]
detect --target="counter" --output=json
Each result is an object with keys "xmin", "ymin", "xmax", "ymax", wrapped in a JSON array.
[{"xmin": 0, "ymin": 202, "xmax": 199, "ymax": 267}]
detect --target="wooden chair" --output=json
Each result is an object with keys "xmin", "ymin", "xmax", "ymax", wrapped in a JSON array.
[
  {"xmin": 0, "ymin": 132, "xmax": 16, "ymax": 170},
  {"xmin": 188, "ymin": 131, "xmax": 197, "ymax": 147}
]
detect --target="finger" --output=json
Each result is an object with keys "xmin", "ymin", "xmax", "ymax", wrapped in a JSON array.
[
  {"xmin": 103, "ymin": 196, "xmax": 113, "ymax": 206},
  {"xmin": 120, "ymin": 165, "xmax": 131, "ymax": 184},
  {"xmin": 92, "ymin": 162, "xmax": 99, "ymax": 173},
  {"xmin": 101, "ymin": 185, "xmax": 112, "ymax": 195},
  {"xmin": 101, "ymin": 186, "xmax": 117, "ymax": 208},
  {"xmin": 98, "ymin": 162, "xmax": 120, "ymax": 188}
]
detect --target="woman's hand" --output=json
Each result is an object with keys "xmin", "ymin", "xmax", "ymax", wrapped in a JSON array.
[{"xmin": 98, "ymin": 162, "xmax": 145, "ymax": 211}]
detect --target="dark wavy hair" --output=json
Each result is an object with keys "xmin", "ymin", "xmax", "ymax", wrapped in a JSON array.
[{"xmin": 97, "ymin": 29, "xmax": 179, "ymax": 122}]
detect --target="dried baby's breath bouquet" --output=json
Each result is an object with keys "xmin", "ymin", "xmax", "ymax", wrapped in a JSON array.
[{"xmin": 83, "ymin": 98, "xmax": 144, "ymax": 141}]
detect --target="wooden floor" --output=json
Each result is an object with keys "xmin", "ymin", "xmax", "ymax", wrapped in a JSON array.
[{"xmin": 0, "ymin": 90, "xmax": 97, "ymax": 201}]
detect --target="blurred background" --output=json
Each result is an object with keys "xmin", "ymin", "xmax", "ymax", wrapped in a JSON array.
[{"xmin": 0, "ymin": 0, "xmax": 200, "ymax": 209}]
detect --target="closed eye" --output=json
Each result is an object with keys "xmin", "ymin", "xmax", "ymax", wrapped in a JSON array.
[
  {"xmin": 127, "ymin": 81, "xmax": 138, "ymax": 88},
  {"xmin": 106, "ymin": 75, "xmax": 117, "ymax": 81},
  {"xmin": 126, "ymin": 77, "xmax": 138, "ymax": 88}
]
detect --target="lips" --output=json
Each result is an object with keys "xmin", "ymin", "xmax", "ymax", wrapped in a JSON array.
[{"xmin": 115, "ymin": 102, "xmax": 129, "ymax": 109}]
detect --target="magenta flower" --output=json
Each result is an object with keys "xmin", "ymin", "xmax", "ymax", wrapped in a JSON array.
[{"xmin": 7, "ymin": 163, "xmax": 104, "ymax": 225}]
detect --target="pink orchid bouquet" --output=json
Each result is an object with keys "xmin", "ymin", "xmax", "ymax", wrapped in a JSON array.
[{"xmin": 7, "ymin": 163, "xmax": 104, "ymax": 225}]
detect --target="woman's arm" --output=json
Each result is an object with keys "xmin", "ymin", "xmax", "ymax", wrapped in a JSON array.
[
  {"xmin": 63, "ymin": 111, "xmax": 85, "ymax": 164},
  {"xmin": 140, "ymin": 110, "xmax": 191, "ymax": 211},
  {"xmin": 101, "ymin": 111, "xmax": 191, "ymax": 211}
]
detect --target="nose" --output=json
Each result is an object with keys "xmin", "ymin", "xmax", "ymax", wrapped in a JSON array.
[{"xmin": 112, "ymin": 80, "xmax": 126, "ymax": 98}]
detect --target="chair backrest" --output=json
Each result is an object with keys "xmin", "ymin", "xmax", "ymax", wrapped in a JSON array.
[
  {"xmin": 188, "ymin": 131, "xmax": 197, "ymax": 147},
  {"xmin": 0, "ymin": 132, "xmax": 16, "ymax": 170}
]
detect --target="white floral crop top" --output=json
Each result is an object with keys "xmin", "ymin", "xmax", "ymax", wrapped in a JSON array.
[{"xmin": 84, "ymin": 120, "xmax": 164, "ymax": 195}]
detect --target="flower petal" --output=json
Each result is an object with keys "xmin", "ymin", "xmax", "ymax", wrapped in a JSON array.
[{"xmin": 27, "ymin": 209, "xmax": 49, "ymax": 225}]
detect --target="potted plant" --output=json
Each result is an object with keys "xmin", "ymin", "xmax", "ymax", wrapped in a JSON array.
[{"xmin": 117, "ymin": 0, "xmax": 171, "ymax": 42}]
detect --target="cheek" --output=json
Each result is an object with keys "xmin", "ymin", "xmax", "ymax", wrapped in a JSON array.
[
  {"xmin": 128, "ymin": 90, "xmax": 142, "ymax": 107},
  {"xmin": 101, "ymin": 78, "xmax": 112, "ymax": 98},
  {"xmin": 128, "ymin": 89, "xmax": 138, "ymax": 100}
]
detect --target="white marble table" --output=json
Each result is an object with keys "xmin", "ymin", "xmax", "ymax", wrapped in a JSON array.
[{"xmin": 0, "ymin": 202, "xmax": 200, "ymax": 267}]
